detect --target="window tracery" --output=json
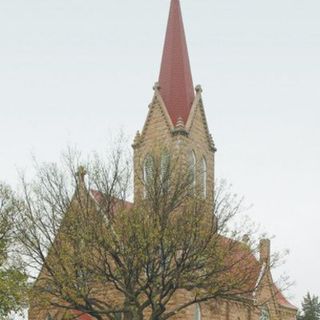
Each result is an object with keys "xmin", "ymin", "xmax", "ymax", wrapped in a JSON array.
[{"xmin": 260, "ymin": 307, "xmax": 270, "ymax": 320}]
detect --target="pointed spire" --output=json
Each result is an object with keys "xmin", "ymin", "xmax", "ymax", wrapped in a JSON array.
[
  {"xmin": 76, "ymin": 166, "xmax": 87, "ymax": 189},
  {"xmin": 132, "ymin": 131, "xmax": 141, "ymax": 149},
  {"xmin": 158, "ymin": 0, "xmax": 195, "ymax": 125}
]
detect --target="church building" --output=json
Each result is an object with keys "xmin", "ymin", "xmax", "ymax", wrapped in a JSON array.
[
  {"xmin": 131, "ymin": 2, "xmax": 297, "ymax": 319},
  {"xmin": 28, "ymin": 1, "xmax": 297, "ymax": 319}
]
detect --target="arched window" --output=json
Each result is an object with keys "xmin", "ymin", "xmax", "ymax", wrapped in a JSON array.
[
  {"xmin": 200, "ymin": 157, "xmax": 207, "ymax": 198},
  {"xmin": 160, "ymin": 151, "xmax": 170, "ymax": 181},
  {"xmin": 114, "ymin": 312, "xmax": 122, "ymax": 320},
  {"xmin": 188, "ymin": 150, "xmax": 196, "ymax": 192},
  {"xmin": 143, "ymin": 154, "xmax": 154, "ymax": 197},
  {"xmin": 160, "ymin": 151, "xmax": 170, "ymax": 191},
  {"xmin": 259, "ymin": 307, "xmax": 270, "ymax": 320},
  {"xmin": 194, "ymin": 303, "xmax": 201, "ymax": 320},
  {"xmin": 144, "ymin": 154, "xmax": 154, "ymax": 183}
]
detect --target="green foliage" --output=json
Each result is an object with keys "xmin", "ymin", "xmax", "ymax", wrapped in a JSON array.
[
  {"xmin": 16, "ymin": 149, "xmax": 262, "ymax": 320},
  {"xmin": 298, "ymin": 292, "xmax": 320, "ymax": 320},
  {"xmin": 0, "ymin": 183, "xmax": 28, "ymax": 319}
]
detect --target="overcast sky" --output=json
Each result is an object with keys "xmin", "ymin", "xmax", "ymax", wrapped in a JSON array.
[{"xmin": 0, "ymin": 0, "xmax": 319, "ymax": 312}]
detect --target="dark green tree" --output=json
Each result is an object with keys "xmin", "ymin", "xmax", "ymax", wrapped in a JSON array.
[
  {"xmin": 298, "ymin": 292, "xmax": 320, "ymax": 320},
  {"xmin": 0, "ymin": 183, "xmax": 28, "ymax": 319}
]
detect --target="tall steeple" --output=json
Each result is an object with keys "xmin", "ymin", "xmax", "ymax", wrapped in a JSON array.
[
  {"xmin": 158, "ymin": 0, "xmax": 195, "ymax": 125},
  {"xmin": 134, "ymin": 0, "xmax": 215, "ymax": 206}
]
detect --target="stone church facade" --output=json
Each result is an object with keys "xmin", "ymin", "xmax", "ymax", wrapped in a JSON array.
[{"xmin": 28, "ymin": 1, "xmax": 297, "ymax": 319}]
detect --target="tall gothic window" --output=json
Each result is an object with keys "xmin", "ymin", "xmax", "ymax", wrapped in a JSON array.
[
  {"xmin": 160, "ymin": 151, "xmax": 170, "ymax": 191},
  {"xmin": 194, "ymin": 303, "xmax": 201, "ymax": 320},
  {"xmin": 143, "ymin": 154, "xmax": 154, "ymax": 196},
  {"xmin": 114, "ymin": 312, "xmax": 122, "ymax": 320},
  {"xmin": 259, "ymin": 307, "xmax": 270, "ymax": 320},
  {"xmin": 188, "ymin": 150, "xmax": 196, "ymax": 192},
  {"xmin": 200, "ymin": 157, "xmax": 207, "ymax": 198}
]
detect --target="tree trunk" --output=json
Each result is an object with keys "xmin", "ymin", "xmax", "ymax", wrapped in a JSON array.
[{"xmin": 123, "ymin": 306, "xmax": 144, "ymax": 320}]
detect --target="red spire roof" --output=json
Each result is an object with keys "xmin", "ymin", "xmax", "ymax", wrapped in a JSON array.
[{"xmin": 158, "ymin": 0, "xmax": 195, "ymax": 125}]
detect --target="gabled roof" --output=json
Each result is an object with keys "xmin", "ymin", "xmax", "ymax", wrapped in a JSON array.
[
  {"xmin": 216, "ymin": 236, "xmax": 264, "ymax": 300},
  {"xmin": 217, "ymin": 237, "xmax": 297, "ymax": 310},
  {"xmin": 88, "ymin": 190, "xmax": 296, "ymax": 311},
  {"xmin": 90, "ymin": 190, "xmax": 133, "ymax": 210},
  {"xmin": 158, "ymin": 0, "xmax": 195, "ymax": 125},
  {"xmin": 273, "ymin": 284, "xmax": 298, "ymax": 310}
]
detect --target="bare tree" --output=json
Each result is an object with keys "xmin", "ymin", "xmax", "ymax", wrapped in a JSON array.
[
  {"xmin": 16, "ymin": 147, "xmax": 268, "ymax": 320},
  {"xmin": 0, "ymin": 183, "xmax": 28, "ymax": 318}
]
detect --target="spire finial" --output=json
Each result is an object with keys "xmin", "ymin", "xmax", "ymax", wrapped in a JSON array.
[
  {"xmin": 153, "ymin": 82, "xmax": 160, "ymax": 91},
  {"xmin": 195, "ymin": 85, "xmax": 203, "ymax": 93},
  {"xmin": 132, "ymin": 131, "xmax": 141, "ymax": 149},
  {"xmin": 76, "ymin": 166, "xmax": 87, "ymax": 185}
]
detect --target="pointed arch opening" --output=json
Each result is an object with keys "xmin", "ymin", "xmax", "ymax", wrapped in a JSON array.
[
  {"xmin": 194, "ymin": 303, "xmax": 202, "ymax": 320},
  {"xmin": 259, "ymin": 306, "xmax": 270, "ymax": 320},
  {"xmin": 188, "ymin": 150, "xmax": 196, "ymax": 193},
  {"xmin": 160, "ymin": 150, "xmax": 171, "ymax": 192},
  {"xmin": 143, "ymin": 154, "xmax": 154, "ymax": 197},
  {"xmin": 200, "ymin": 157, "xmax": 207, "ymax": 198}
]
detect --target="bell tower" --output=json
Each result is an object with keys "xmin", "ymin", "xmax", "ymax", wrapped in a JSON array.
[{"xmin": 133, "ymin": 0, "xmax": 216, "ymax": 206}]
